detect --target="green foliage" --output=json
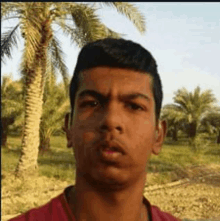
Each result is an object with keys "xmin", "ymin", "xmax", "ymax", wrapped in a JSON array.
[
  {"xmin": 103, "ymin": 2, "xmax": 146, "ymax": 34},
  {"xmin": 1, "ymin": 74, "xmax": 24, "ymax": 118},
  {"xmin": 1, "ymin": 75, "xmax": 24, "ymax": 145},
  {"xmin": 200, "ymin": 107, "xmax": 220, "ymax": 144},
  {"xmin": 189, "ymin": 133, "xmax": 211, "ymax": 153},
  {"xmin": 40, "ymin": 77, "xmax": 70, "ymax": 151},
  {"xmin": 2, "ymin": 136, "xmax": 75, "ymax": 182},
  {"xmin": 162, "ymin": 86, "xmax": 218, "ymax": 147}
]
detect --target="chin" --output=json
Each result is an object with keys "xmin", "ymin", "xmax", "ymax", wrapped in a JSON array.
[{"xmin": 83, "ymin": 166, "xmax": 131, "ymax": 192}]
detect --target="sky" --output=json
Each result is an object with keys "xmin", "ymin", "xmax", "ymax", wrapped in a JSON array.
[{"xmin": 1, "ymin": 2, "xmax": 220, "ymax": 106}]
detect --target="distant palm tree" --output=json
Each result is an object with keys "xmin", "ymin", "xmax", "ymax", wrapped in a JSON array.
[
  {"xmin": 201, "ymin": 107, "xmax": 220, "ymax": 144},
  {"xmin": 163, "ymin": 86, "xmax": 217, "ymax": 146},
  {"xmin": 1, "ymin": 2, "xmax": 146, "ymax": 177},
  {"xmin": 161, "ymin": 108, "xmax": 186, "ymax": 141},
  {"xmin": 1, "ymin": 75, "xmax": 24, "ymax": 147},
  {"xmin": 39, "ymin": 75, "xmax": 70, "ymax": 153}
]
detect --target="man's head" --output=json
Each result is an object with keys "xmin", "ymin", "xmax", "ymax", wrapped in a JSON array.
[
  {"xmin": 65, "ymin": 38, "xmax": 166, "ymax": 190},
  {"xmin": 69, "ymin": 38, "xmax": 163, "ymax": 123}
]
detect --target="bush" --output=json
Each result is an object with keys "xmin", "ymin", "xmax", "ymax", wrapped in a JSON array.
[{"xmin": 190, "ymin": 133, "xmax": 211, "ymax": 153}]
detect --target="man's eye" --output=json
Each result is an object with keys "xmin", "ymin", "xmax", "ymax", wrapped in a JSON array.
[
  {"xmin": 126, "ymin": 102, "xmax": 144, "ymax": 111},
  {"xmin": 80, "ymin": 101, "xmax": 99, "ymax": 108}
]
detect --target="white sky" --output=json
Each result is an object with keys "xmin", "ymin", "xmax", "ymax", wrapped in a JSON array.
[{"xmin": 1, "ymin": 2, "xmax": 220, "ymax": 106}]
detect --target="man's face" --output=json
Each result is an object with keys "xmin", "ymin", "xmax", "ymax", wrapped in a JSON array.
[{"xmin": 66, "ymin": 67, "xmax": 165, "ymax": 189}]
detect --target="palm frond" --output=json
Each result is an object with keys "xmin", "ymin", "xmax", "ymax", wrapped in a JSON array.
[
  {"xmin": 2, "ymin": 100, "xmax": 24, "ymax": 117},
  {"xmin": 1, "ymin": 2, "xmax": 21, "ymax": 20},
  {"xmin": 55, "ymin": 20, "xmax": 87, "ymax": 47},
  {"xmin": 1, "ymin": 76, "xmax": 24, "ymax": 119},
  {"xmin": 12, "ymin": 111, "xmax": 25, "ymax": 127},
  {"xmin": 174, "ymin": 88, "xmax": 191, "ymax": 112},
  {"xmin": 1, "ymin": 24, "xmax": 20, "ymax": 63},
  {"xmin": 48, "ymin": 36, "xmax": 70, "ymax": 93},
  {"xmin": 164, "ymin": 86, "xmax": 218, "ymax": 136},
  {"xmin": 41, "ymin": 81, "xmax": 70, "ymax": 136},
  {"xmin": 1, "ymin": 74, "xmax": 23, "ymax": 98},
  {"xmin": 1, "ymin": 74, "xmax": 13, "ymax": 94},
  {"xmin": 48, "ymin": 99, "xmax": 70, "ymax": 127},
  {"xmin": 104, "ymin": 26, "xmax": 122, "ymax": 38},
  {"xmin": 162, "ymin": 104, "xmax": 187, "ymax": 122},
  {"xmin": 69, "ymin": 3, "xmax": 108, "ymax": 42},
  {"xmin": 44, "ymin": 48, "xmax": 57, "ymax": 96},
  {"xmin": 19, "ymin": 3, "xmax": 47, "ymax": 70},
  {"xmin": 102, "ymin": 2, "xmax": 146, "ymax": 34}
]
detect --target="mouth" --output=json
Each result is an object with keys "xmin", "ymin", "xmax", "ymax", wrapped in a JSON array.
[
  {"xmin": 97, "ymin": 140, "xmax": 126, "ymax": 162},
  {"xmin": 100, "ymin": 141, "xmax": 125, "ymax": 155}
]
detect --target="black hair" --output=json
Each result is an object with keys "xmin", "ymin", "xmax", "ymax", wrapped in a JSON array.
[{"xmin": 69, "ymin": 38, "xmax": 163, "ymax": 121}]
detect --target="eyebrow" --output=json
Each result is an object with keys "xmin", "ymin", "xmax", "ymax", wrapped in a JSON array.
[
  {"xmin": 78, "ymin": 90, "xmax": 105, "ymax": 101},
  {"xmin": 78, "ymin": 90, "xmax": 150, "ymax": 103},
  {"xmin": 120, "ymin": 93, "xmax": 150, "ymax": 102}
]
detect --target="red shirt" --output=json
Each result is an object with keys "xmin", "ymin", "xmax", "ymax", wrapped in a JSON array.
[{"xmin": 10, "ymin": 186, "xmax": 181, "ymax": 221}]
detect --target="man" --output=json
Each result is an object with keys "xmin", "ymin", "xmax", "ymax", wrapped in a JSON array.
[{"xmin": 10, "ymin": 38, "xmax": 181, "ymax": 221}]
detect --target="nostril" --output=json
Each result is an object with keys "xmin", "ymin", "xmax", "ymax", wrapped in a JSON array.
[
  {"xmin": 100, "ymin": 125, "xmax": 109, "ymax": 131},
  {"xmin": 100, "ymin": 125, "xmax": 122, "ymax": 133},
  {"xmin": 116, "ymin": 126, "xmax": 122, "ymax": 132}
]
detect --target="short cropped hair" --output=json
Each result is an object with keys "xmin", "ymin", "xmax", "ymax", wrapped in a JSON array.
[{"xmin": 69, "ymin": 38, "xmax": 163, "ymax": 121}]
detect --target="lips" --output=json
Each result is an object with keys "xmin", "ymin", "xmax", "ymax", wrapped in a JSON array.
[{"xmin": 99, "ymin": 140, "xmax": 126, "ymax": 155}]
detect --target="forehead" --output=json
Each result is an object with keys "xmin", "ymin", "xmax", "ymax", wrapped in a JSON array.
[{"xmin": 77, "ymin": 67, "xmax": 153, "ymax": 96}]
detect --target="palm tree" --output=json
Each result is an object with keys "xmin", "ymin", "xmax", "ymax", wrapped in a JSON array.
[
  {"xmin": 1, "ymin": 2, "xmax": 146, "ymax": 177},
  {"xmin": 161, "ymin": 108, "xmax": 186, "ymax": 141},
  {"xmin": 39, "ymin": 76, "xmax": 70, "ymax": 153},
  {"xmin": 201, "ymin": 107, "xmax": 220, "ymax": 144},
  {"xmin": 1, "ymin": 75, "xmax": 24, "ymax": 147},
  {"xmin": 163, "ymin": 86, "xmax": 217, "ymax": 147}
]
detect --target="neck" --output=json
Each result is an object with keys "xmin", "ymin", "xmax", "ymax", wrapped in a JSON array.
[{"xmin": 69, "ymin": 172, "xmax": 148, "ymax": 221}]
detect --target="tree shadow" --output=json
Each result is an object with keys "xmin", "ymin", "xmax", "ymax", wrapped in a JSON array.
[
  {"xmin": 188, "ymin": 166, "xmax": 220, "ymax": 188},
  {"xmin": 148, "ymin": 160, "xmax": 178, "ymax": 173},
  {"xmin": 2, "ymin": 148, "xmax": 22, "ymax": 157},
  {"xmin": 38, "ymin": 151, "xmax": 76, "ymax": 169},
  {"xmin": 204, "ymin": 148, "xmax": 220, "ymax": 156}
]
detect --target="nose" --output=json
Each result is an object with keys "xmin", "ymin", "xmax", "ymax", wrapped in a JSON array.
[{"xmin": 98, "ymin": 101, "xmax": 123, "ymax": 134}]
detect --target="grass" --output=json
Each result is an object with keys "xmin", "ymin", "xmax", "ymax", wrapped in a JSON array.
[
  {"xmin": 2, "ymin": 135, "xmax": 75, "ymax": 182},
  {"xmin": 2, "ymin": 135, "xmax": 220, "ymax": 183},
  {"xmin": 1, "ymin": 135, "xmax": 220, "ymax": 218}
]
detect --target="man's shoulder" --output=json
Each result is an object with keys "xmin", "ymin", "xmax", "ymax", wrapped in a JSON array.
[
  {"xmin": 144, "ymin": 197, "xmax": 181, "ymax": 221},
  {"xmin": 151, "ymin": 205, "xmax": 181, "ymax": 221},
  {"xmin": 9, "ymin": 187, "xmax": 74, "ymax": 221}
]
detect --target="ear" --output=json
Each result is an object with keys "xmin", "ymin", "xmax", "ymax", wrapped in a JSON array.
[
  {"xmin": 62, "ymin": 113, "xmax": 73, "ymax": 148},
  {"xmin": 152, "ymin": 120, "xmax": 167, "ymax": 155}
]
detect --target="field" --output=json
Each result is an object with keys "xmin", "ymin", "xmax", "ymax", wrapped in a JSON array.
[{"xmin": 2, "ymin": 135, "xmax": 220, "ymax": 220}]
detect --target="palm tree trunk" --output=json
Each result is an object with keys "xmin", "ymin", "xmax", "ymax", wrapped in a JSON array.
[
  {"xmin": 217, "ymin": 130, "xmax": 220, "ymax": 144},
  {"xmin": 15, "ymin": 69, "xmax": 43, "ymax": 177},
  {"xmin": 188, "ymin": 122, "xmax": 197, "ymax": 139},
  {"xmin": 15, "ymin": 20, "xmax": 52, "ymax": 178},
  {"xmin": 1, "ymin": 130, "xmax": 7, "ymax": 147},
  {"xmin": 39, "ymin": 131, "xmax": 51, "ymax": 153},
  {"xmin": 1, "ymin": 120, "xmax": 7, "ymax": 147},
  {"xmin": 188, "ymin": 122, "xmax": 198, "ymax": 151},
  {"xmin": 1, "ymin": 118, "xmax": 15, "ymax": 147},
  {"xmin": 172, "ymin": 124, "xmax": 178, "ymax": 141}
]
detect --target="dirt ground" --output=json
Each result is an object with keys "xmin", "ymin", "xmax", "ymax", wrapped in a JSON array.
[
  {"xmin": 2, "ymin": 164, "xmax": 220, "ymax": 221},
  {"xmin": 144, "ymin": 164, "xmax": 220, "ymax": 220}
]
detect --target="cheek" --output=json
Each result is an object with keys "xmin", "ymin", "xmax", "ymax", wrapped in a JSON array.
[
  {"xmin": 129, "ymin": 117, "xmax": 155, "ymax": 140},
  {"xmin": 82, "ymin": 131, "xmax": 97, "ymax": 145},
  {"xmin": 71, "ymin": 123, "xmax": 97, "ymax": 157},
  {"xmin": 72, "ymin": 118, "xmax": 95, "ymax": 140},
  {"xmin": 72, "ymin": 129, "xmax": 96, "ymax": 147},
  {"xmin": 129, "ymin": 121, "xmax": 155, "ymax": 160}
]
